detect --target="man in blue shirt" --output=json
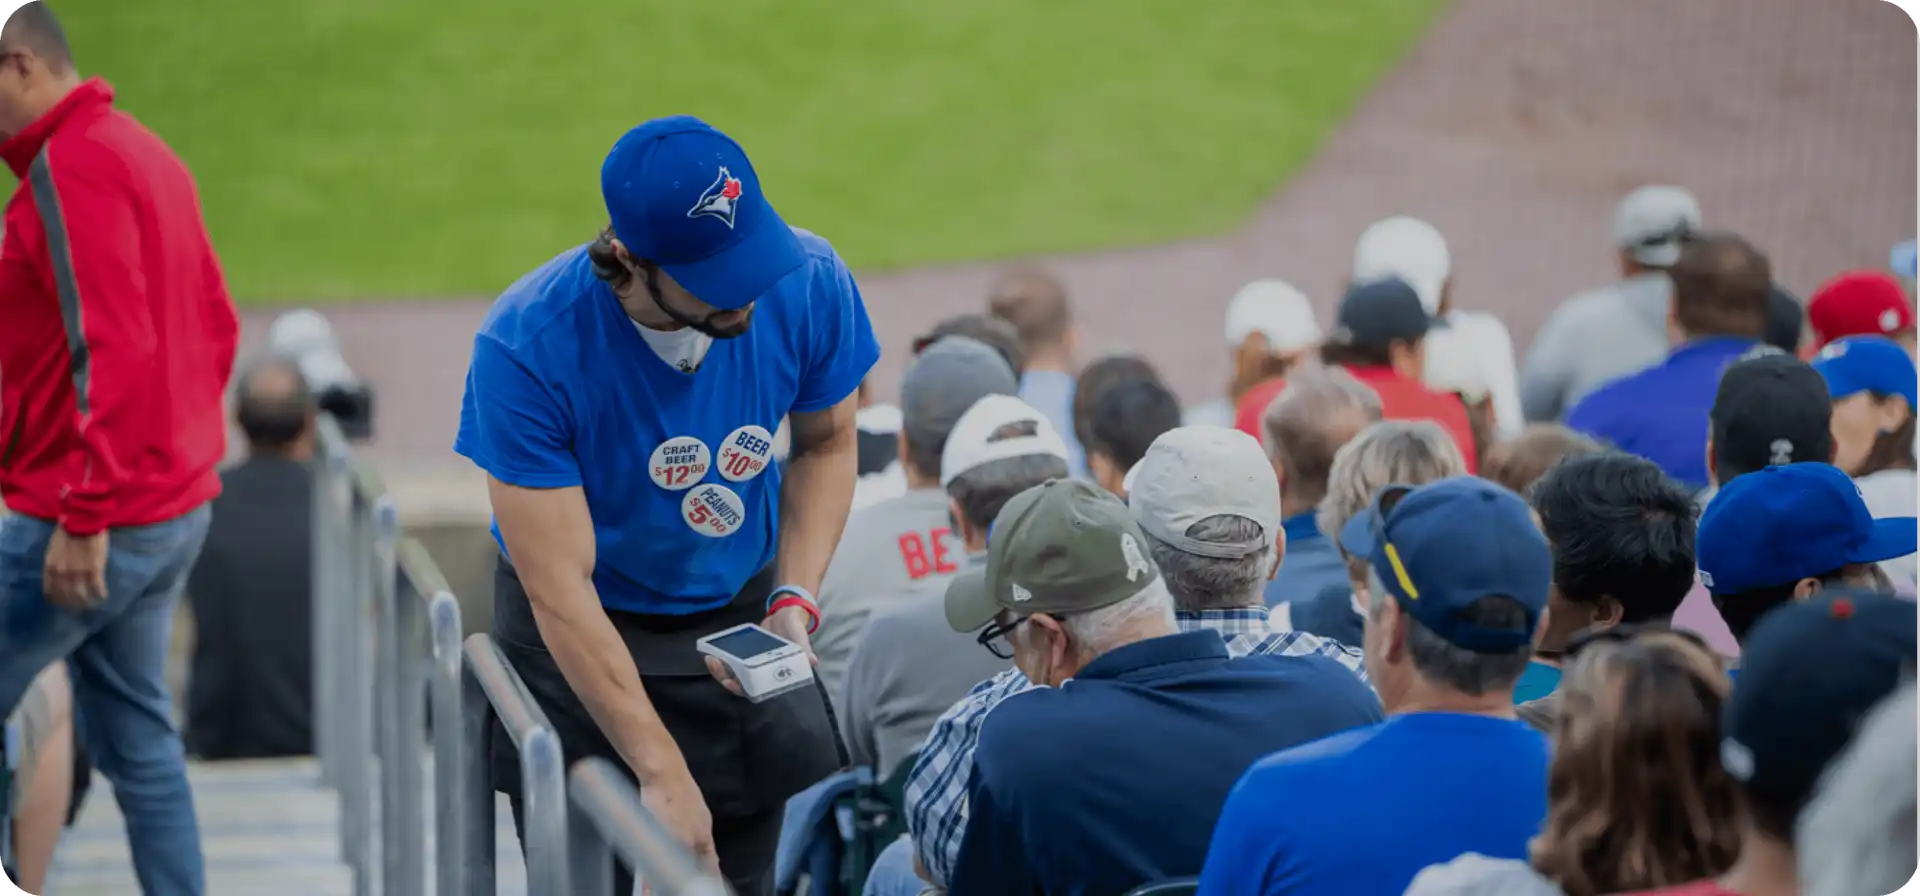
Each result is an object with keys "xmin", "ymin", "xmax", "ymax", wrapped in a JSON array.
[
  {"xmin": 944, "ymin": 479, "xmax": 1381, "ymax": 896},
  {"xmin": 1255, "ymin": 367, "xmax": 1383, "ymax": 608},
  {"xmin": 454, "ymin": 115, "xmax": 879, "ymax": 894},
  {"xmin": 1199, "ymin": 477, "xmax": 1554, "ymax": 896},
  {"xmin": 1567, "ymin": 233, "xmax": 1774, "ymax": 490}
]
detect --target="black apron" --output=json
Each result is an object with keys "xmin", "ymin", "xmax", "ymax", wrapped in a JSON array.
[{"xmin": 489, "ymin": 555, "xmax": 843, "ymax": 894}]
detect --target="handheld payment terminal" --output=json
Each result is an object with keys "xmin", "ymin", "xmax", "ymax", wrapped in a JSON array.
[{"xmin": 696, "ymin": 623, "xmax": 814, "ymax": 703}]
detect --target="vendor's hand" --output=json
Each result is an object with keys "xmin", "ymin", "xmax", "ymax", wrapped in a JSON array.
[
  {"xmin": 43, "ymin": 527, "xmax": 108, "ymax": 611},
  {"xmin": 640, "ymin": 768, "xmax": 720, "ymax": 877},
  {"xmin": 704, "ymin": 605, "xmax": 817, "ymax": 697}
]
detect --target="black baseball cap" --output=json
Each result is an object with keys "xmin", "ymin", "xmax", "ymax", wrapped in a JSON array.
[
  {"xmin": 1328, "ymin": 278, "xmax": 1431, "ymax": 348},
  {"xmin": 1721, "ymin": 591, "xmax": 1916, "ymax": 820},
  {"xmin": 1709, "ymin": 349, "xmax": 1833, "ymax": 480}
]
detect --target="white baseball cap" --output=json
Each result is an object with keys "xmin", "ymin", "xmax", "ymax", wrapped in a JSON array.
[
  {"xmin": 939, "ymin": 394, "xmax": 1071, "ymax": 487},
  {"xmin": 1353, "ymin": 216, "xmax": 1451, "ymax": 316},
  {"xmin": 1614, "ymin": 186, "xmax": 1701, "ymax": 267},
  {"xmin": 1224, "ymin": 279, "xmax": 1322, "ymax": 353},
  {"xmin": 1127, "ymin": 426, "xmax": 1281, "ymax": 559}
]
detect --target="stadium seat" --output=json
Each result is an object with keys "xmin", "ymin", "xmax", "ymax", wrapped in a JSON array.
[
  {"xmin": 838, "ymin": 749, "xmax": 919, "ymax": 894},
  {"xmin": 1123, "ymin": 877, "xmax": 1200, "ymax": 896}
]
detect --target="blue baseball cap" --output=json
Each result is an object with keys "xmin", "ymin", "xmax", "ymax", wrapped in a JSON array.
[
  {"xmin": 1339, "ymin": 476, "xmax": 1552, "ymax": 652},
  {"xmin": 1811, "ymin": 335, "xmax": 1918, "ymax": 410},
  {"xmin": 600, "ymin": 116, "xmax": 808, "ymax": 311},
  {"xmin": 1697, "ymin": 462, "xmax": 1917, "ymax": 595}
]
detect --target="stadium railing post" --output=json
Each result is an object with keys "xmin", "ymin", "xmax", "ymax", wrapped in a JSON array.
[
  {"xmin": 421, "ymin": 558, "xmax": 469, "ymax": 896},
  {"xmin": 464, "ymin": 633, "xmax": 572, "ymax": 894}
]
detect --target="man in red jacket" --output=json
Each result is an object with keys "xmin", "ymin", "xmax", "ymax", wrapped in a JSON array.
[{"xmin": 0, "ymin": 5, "xmax": 236, "ymax": 893}]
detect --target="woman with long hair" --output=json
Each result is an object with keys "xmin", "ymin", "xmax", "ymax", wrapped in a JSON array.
[
  {"xmin": 1529, "ymin": 626, "xmax": 1746, "ymax": 896},
  {"xmin": 1810, "ymin": 335, "xmax": 1917, "ymax": 590}
]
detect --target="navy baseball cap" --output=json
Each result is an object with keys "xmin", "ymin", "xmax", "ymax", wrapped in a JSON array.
[
  {"xmin": 1697, "ymin": 462, "xmax": 1917, "ymax": 595},
  {"xmin": 600, "ymin": 116, "xmax": 808, "ymax": 311},
  {"xmin": 1811, "ymin": 335, "xmax": 1918, "ymax": 410},
  {"xmin": 1721, "ymin": 591, "xmax": 1916, "ymax": 817},
  {"xmin": 1329, "ymin": 277, "xmax": 1432, "ymax": 348},
  {"xmin": 1339, "ymin": 476, "xmax": 1552, "ymax": 652}
]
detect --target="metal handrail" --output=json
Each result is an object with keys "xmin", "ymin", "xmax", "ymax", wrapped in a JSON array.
[
  {"xmin": 462, "ymin": 633, "xmax": 571, "ymax": 895},
  {"xmin": 568, "ymin": 758, "xmax": 733, "ymax": 896}
]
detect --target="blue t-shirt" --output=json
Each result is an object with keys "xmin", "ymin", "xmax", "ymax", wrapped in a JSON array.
[
  {"xmin": 1564, "ymin": 337, "xmax": 1759, "ymax": 490},
  {"xmin": 453, "ymin": 230, "xmax": 879, "ymax": 615},
  {"xmin": 1198, "ymin": 713, "xmax": 1550, "ymax": 896},
  {"xmin": 1513, "ymin": 661, "xmax": 1562, "ymax": 704}
]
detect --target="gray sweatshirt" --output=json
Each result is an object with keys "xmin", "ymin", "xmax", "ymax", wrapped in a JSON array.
[
  {"xmin": 814, "ymin": 488, "xmax": 961, "ymax": 706},
  {"xmin": 1521, "ymin": 273, "xmax": 1673, "ymax": 423}
]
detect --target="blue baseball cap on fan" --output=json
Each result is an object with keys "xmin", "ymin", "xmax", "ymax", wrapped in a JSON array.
[
  {"xmin": 600, "ymin": 116, "xmax": 808, "ymax": 310},
  {"xmin": 1811, "ymin": 335, "xmax": 1918, "ymax": 410},
  {"xmin": 1697, "ymin": 462, "xmax": 1918, "ymax": 595},
  {"xmin": 1339, "ymin": 476, "xmax": 1553, "ymax": 652}
]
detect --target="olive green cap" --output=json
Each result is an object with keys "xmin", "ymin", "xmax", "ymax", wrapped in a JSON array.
[{"xmin": 944, "ymin": 478, "xmax": 1162, "ymax": 632}]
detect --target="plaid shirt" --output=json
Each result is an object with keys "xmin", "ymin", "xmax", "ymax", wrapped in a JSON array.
[{"xmin": 902, "ymin": 607, "xmax": 1368, "ymax": 888}]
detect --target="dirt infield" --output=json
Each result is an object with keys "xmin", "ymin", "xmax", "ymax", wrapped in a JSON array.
[{"xmin": 246, "ymin": 0, "xmax": 1915, "ymax": 466}]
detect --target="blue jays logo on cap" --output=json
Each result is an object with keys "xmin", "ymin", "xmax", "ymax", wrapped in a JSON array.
[{"xmin": 688, "ymin": 166, "xmax": 745, "ymax": 229}]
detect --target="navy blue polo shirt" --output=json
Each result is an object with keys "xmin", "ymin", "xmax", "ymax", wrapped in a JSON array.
[
  {"xmin": 453, "ymin": 231, "xmax": 879, "ymax": 615},
  {"xmin": 949, "ymin": 630, "xmax": 1383, "ymax": 896},
  {"xmin": 1565, "ymin": 337, "xmax": 1760, "ymax": 490}
]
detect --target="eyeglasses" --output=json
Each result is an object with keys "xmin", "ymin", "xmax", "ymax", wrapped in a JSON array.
[
  {"xmin": 976, "ymin": 615, "xmax": 1033, "ymax": 660},
  {"xmin": 1563, "ymin": 622, "xmax": 1711, "ymax": 661}
]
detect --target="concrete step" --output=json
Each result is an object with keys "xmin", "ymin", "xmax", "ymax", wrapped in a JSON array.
[{"xmin": 42, "ymin": 757, "xmax": 529, "ymax": 896}]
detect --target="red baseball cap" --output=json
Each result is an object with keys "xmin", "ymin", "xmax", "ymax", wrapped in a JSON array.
[{"xmin": 1807, "ymin": 271, "xmax": 1915, "ymax": 349}]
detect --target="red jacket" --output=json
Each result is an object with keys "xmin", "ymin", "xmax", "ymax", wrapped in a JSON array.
[
  {"xmin": 1233, "ymin": 366, "xmax": 1479, "ymax": 474},
  {"xmin": 0, "ymin": 79, "xmax": 237, "ymax": 535}
]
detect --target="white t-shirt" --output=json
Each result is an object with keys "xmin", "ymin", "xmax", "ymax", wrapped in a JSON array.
[
  {"xmin": 1856, "ymin": 468, "xmax": 1918, "ymax": 593},
  {"xmin": 632, "ymin": 320, "xmax": 713, "ymax": 373}
]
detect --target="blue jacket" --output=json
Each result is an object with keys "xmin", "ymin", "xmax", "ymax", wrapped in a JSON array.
[
  {"xmin": 1565, "ymin": 337, "xmax": 1760, "ymax": 490},
  {"xmin": 1263, "ymin": 511, "xmax": 1347, "ymax": 608},
  {"xmin": 950, "ymin": 631, "xmax": 1383, "ymax": 896}
]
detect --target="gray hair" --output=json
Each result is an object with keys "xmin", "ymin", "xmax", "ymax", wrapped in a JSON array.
[
  {"xmin": 1368, "ymin": 567, "xmax": 1533, "ymax": 696},
  {"xmin": 1319, "ymin": 420, "xmax": 1467, "ymax": 551},
  {"xmin": 945, "ymin": 454, "xmax": 1070, "ymax": 530},
  {"xmin": 1797, "ymin": 679, "xmax": 1917, "ymax": 896},
  {"xmin": 1059, "ymin": 579, "xmax": 1178, "ymax": 659},
  {"xmin": 1143, "ymin": 515, "xmax": 1273, "ymax": 612},
  {"xmin": 1262, "ymin": 367, "xmax": 1383, "ymax": 471}
]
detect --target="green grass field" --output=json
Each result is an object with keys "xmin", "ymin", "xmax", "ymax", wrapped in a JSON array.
[{"xmin": 68, "ymin": 0, "xmax": 1442, "ymax": 302}]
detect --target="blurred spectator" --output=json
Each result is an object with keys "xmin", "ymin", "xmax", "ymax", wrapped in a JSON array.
[
  {"xmin": 1622, "ymin": 593, "xmax": 1916, "ymax": 896},
  {"xmin": 6, "ymin": 663, "xmax": 76, "ymax": 893},
  {"xmin": 1131, "ymin": 426, "xmax": 1366, "ymax": 673},
  {"xmin": 1353, "ymin": 215, "xmax": 1524, "ymax": 440},
  {"xmin": 837, "ymin": 394, "xmax": 1061, "ymax": 777},
  {"xmin": 1318, "ymin": 278, "xmax": 1479, "ymax": 470},
  {"xmin": 1199, "ymin": 478, "xmax": 1552, "ymax": 896},
  {"xmin": 1810, "ymin": 336, "xmax": 1917, "ymax": 589},
  {"xmin": 1275, "ymin": 420, "xmax": 1465, "ymax": 648},
  {"xmin": 1795, "ymin": 679, "xmax": 1917, "ymax": 896},
  {"xmin": 902, "ymin": 438, "xmax": 1369, "ymax": 892},
  {"xmin": 987, "ymin": 265, "xmax": 1084, "ymax": 476},
  {"xmin": 1516, "ymin": 453, "xmax": 1699, "ymax": 720},
  {"xmin": 1807, "ymin": 270, "xmax": 1915, "ymax": 355},
  {"xmin": 816, "ymin": 338, "xmax": 1015, "ymax": 703},
  {"xmin": 1406, "ymin": 853, "xmax": 1563, "ymax": 896},
  {"xmin": 945, "ymin": 479, "xmax": 1380, "ymax": 895},
  {"xmin": 1087, "ymin": 377, "xmax": 1181, "ymax": 497},
  {"xmin": 1763, "ymin": 285, "xmax": 1806, "ymax": 356},
  {"xmin": 1069, "ymin": 353, "xmax": 1162, "ymax": 480},
  {"xmin": 1258, "ymin": 368, "xmax": 1383, "ymax": 607},
  {"xmin": 184, "ymin": 357, "xmax": 319, "ymax": 760},
  {"xmin": 1696, "ymin": 463, "xmax": 1911, "ymax": 645},
  {"xmin": 1529, "ymin": 626, "xmax": 1743, "ymax": 895},
  {"xmin": 1705, "ymin": 351, "xmax": 1835, "ymax": 496},
  {"xmin": 1187, "ymin": 279, "xmax": 1322, "ymax": 428},
  {"xmin": 1523, "ymin": 185, "xmax": 1700, "ymax": 422},
  {"xmin": 1567, "ymin": 232, "xmax": 1773, "ymax": 490},
  {"xmin": 1481, "ymin": 425, "xmax": 1601, "ymax": 496},
  {"xmin": 851, "ymin": 313, "xmax": 1026, "ymax": 511}
]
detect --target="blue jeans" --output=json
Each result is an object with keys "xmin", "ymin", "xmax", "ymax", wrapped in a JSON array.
[
  {"xmin": 863, "ymin": 836, "xmax": 931, "ymax": 896},
  {"xmin": 0, "ymin": 506, "xmax": 210, "ymax": 896}
]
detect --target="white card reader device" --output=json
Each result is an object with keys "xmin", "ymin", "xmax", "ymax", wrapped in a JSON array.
[{"xmin": 695, "ymin": 623, "xmax": 814, "ymax": 703}]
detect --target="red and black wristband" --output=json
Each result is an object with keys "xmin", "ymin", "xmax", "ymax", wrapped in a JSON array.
[{"xmin": 767, "ymin": 585, "xmax": 821, "ymax": 634}]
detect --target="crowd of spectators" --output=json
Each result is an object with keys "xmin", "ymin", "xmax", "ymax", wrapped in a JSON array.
[{"xmin": 806, "ymin": 184, "xmax": 1918, "ymax": 896}]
